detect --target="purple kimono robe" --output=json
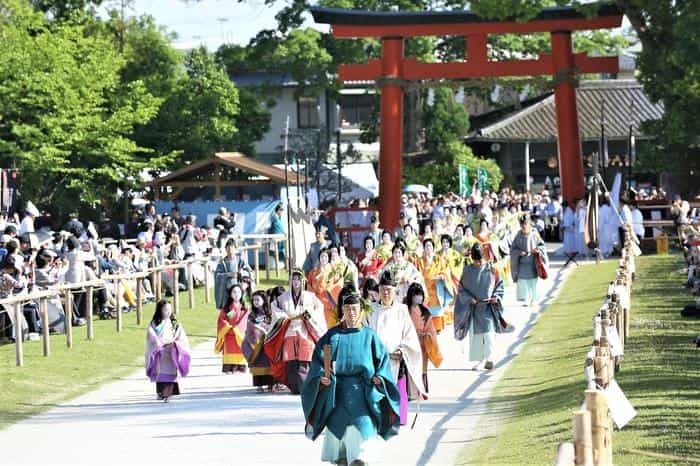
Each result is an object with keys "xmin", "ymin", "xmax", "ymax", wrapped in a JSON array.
[{"xmin": 145, "ymin": 320, "xmax": 191, "ymax": 383}]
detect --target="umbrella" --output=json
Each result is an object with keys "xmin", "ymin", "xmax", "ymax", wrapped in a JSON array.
[{"xmin": 403, "ymin": 184, "xmax": 430, "ymax": 194}]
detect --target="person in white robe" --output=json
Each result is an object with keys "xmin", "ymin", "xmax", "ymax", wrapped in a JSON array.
[
  {"xmin": 598, "ymin": 199, "xmax": 618, "ymax": 258},
  {"xmin": 363, "ymin": 270, "xmax": 426, "ymax": 425},
  {"xmin": 576, "ymin": 199, "xmax": 588, "ymax": 256},
  {"xmin": 561, "ymin": 201, "xmax": 578, "ymax": 255}
]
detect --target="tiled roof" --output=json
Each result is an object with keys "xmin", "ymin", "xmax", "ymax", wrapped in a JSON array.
[{"xmin": 474, "ymin": 80, "xmax": 664, "ymax": 141}]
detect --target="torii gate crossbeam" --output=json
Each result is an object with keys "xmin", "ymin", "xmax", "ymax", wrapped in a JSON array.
[{"xmin": 311, "ymin": 4, "xmax": 624, "ymax": 229}]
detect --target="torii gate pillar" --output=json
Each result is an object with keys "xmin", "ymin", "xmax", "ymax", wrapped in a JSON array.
[
  {"xmin": 551, "ymin": 31, "xmax": 585, "ymax": 203},
  {"xmin": 379, "ymin": 38, "xmax": 405, "ymax": 231}
]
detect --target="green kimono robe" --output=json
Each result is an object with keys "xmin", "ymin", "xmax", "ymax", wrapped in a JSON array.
[{"xmin": 301, "ymin": 326, "xmax": 400, "ymax": 442}]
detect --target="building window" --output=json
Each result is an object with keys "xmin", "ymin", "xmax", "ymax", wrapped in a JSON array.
[
  {"xmin": 297, "ymin": 96, "xmax": 320, "ymax": 128},
  {"xmin": 339, "ymin": 94, "xmax": 375, "ymax": 128}
]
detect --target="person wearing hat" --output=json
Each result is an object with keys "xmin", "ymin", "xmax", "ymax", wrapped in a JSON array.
[
  {"xmin": 454, "ymin": 243, "xmax": 509, "ymax": 371},
  {"xmin": 301, "ymin": 288, "xmax": 400, "ymax": 465},
  {"xmin": 510, "ymin": 216, "xmax": 547, "ymax": 307},
  {"xmin": 265, "ymin": 269, "xmax": 326, "ymax": 394},
  {"xmin": 363, "ymin": 270, "xmax": 425, "ymax": 425},
  {"xmin": 302, "ymin": 227, "xmax": 330, "ymax": 275},
  {"xmin": 19, "ymin": 201, "xmax": 39, "ymax": 236}
]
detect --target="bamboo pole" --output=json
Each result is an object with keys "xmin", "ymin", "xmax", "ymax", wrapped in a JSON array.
[
  {"xmin": 173, "ymin": 268, "xmax": 180, "ymax": 315},
  {"xmin": 115, "ymin": 281, "xmax": 122, "ymax": 333},
  {"xmin": 64, "ymin": 291, "xmax": 73, "ymax": 348},
  {"xmin": 585, "ymin": 390, "xmax": 610, "ymax": 466},
  {"xmin": 154, "ymin": 270, "xmax": 162, "ymax": 301},
  {"xmin": 187, "ymin": 262, "xmax": 195, "ymax": 309},
  {"xmin": 15, "ymin": 303, "xmax": 23, "ymax": 367},
  {"xmin": 253, "ymin": 244, "xmax": 260, "ymax": 286},
  {"xmin": 265, "ymin": 241, "xmax": 271, "ymax": 281},
  {"xmin": 273, "ymin": 240, "xmax": 280, "ymax": 278},
  {"xmin": 40, "ymin": 298, "xmax": 50, "ymax": 357},
  {"xmin": 86, "ymin": 287, "xmax": 94, "ymax": 341},
  {"xmin": 136, "ymin": 278, "xmax": 143, "ymax": 325},
  {"xmin": 573, "ymin": 409, "xmax": 594, "ymax": 466},
  {"xmin": 203, "ymin": 259, "xmax": 211, "ymax": 305}
]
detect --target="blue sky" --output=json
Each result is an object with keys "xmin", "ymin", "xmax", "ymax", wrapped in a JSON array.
[{"xmin": 120, "ymin": 0, "xmax": 325, "ymax": 50}]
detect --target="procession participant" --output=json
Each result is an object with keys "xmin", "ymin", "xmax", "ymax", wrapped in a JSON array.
[
  {"xmin": 302, "ymin": 227, "xmax": 330, "ymax": 275},
  {"xmin": 145, "ymin": 300, "xmax": 191, "ymax": 402},
  {"xmin": 416, "ymin": 238, "xmax": 452, "ymax": 333},
  {"xmin": 338, "ymin": 245, "xmax": 359, "ymax": 290},
  {"xmin": 405, "ymin": 283, "xmax": 442, "ymax": 392},
  {"xmin": 437, "ymin": 234, "xmax": 464, "ymax": 326},
  {"xmin": 454, "ymin": 244, "xmax": 507, "ymax": 371},
  {"xmin": 598, "ymin": 196, "xmax": 619, "ymax": 258},
  {"xmin": 376, "ymin": 230, "xmax": 394, "ymax": 261},
  {"xmin": 380, "ymin": 244, "xmax": 424, "ymax": 303},
  {"xmin": 215, "ymin": 284, "xmax": 249, "ymax": 374},
  {"xmin": 510, "ymin": 216, "xmax": 548, "ymax": 307},
  {"xmin": 214, "ymin": 238, "xmax": 252, "ymax": 309},
  {"xmin": 475, "ymin": 219, "xmax": 492, "ymax": 244},
  {"xmin": 361, "ymin": 277, "xmax": 380, "ymax": 304},
  {"xmin": 364, "ymin": 270, "xmax": 426, "ymax": 425},
  {"xmin": 307, "ymin": 249, "xmax": 344, "ymax": 328},
  {"xmin": 356, "ymin": 235, "xmax": 385, "ymax": 284},
  {"xmin": 402, "ymin": 223, "xmax": 421, "ymax": 258},
  {"xmin": 561, "ymin": 200, "xmax": 578, "ymax": 257},
  {"xmin": 242, "ymin": 291, "xmax": 275, "ymax": 392},
  {"xmin": 266, "ymin": 269, "xmax": 326, "ymax": 394},
  {"xmin": 576, "ymin": 198, "xmax": 588, "ymax": 257},
  {"xmin": 302, "ymin": 290, "xmax": 400, "ymax": 466}
]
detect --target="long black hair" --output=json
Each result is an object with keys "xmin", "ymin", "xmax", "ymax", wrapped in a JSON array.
[
  {"xmin": 250, "ymin": 290, "xmax": 271, "ymax": 321},
  {"xmin": 150, "ymin": 299, "xmax": 177, "ymax": 327},
  {"xmin": 223, "ymin": 283, "xmax": 245, "ymax": 310},
  {"xmin": 362, "ymin": 277, "xmax": 379, "ymax": 301},
  {"xmin": 267, "ymin": 285, "xmax": 286, "ymax": 307},
  {"xmin": 404, "ymin": 283, "xmax": 431, "ymax": 321}
]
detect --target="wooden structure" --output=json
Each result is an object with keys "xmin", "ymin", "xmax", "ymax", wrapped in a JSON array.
[
  {"xmin": 149, "ymin": 152, "xmax": 306, "ymax": 201},
  {"xmin": 311, "ymin": 4, "xmax": 623, "ymax": 229}
]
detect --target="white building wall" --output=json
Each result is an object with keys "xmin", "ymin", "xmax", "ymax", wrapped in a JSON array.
[{"xmin": 254, "ymin": 88, "xmax": 327, "ymax": 156}]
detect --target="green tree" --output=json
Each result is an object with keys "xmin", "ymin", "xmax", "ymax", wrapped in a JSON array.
[
  {"xmin": 423, "ymin": 87, "xmax": 470, "ymax": 158},
  {"xmin": 143, "ymin": 47, "xmax": 240, "ymax": 165},
  {"xmin": 0, "ymin": 0, "xmax": 162, "ymax": 214}
]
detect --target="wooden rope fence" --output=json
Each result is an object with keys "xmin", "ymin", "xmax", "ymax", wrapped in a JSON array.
[
  {"xmin": 2, "ymin": 241, "xmax": 278, "ymax": 367},
  {"xmin": 555, "ymin": 224, "xmax": 638, "ymax": 466}
]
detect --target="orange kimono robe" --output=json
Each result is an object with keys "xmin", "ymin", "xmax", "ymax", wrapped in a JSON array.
[
  {"xmin": 306, "ymin": 264, "xmax": 344, "ymax": 328},
  {"xmin": 408, "ymin": 304, "xmax": 443, "ymax": 393},
  {"xmin": 215, "ymin": 303, "xmax": 249, "ymax": 370}
]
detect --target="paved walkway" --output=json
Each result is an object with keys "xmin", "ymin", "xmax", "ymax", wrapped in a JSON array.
[{"xmin": 1, "ymin": 252, "xmax": 572, "ymax": 466}]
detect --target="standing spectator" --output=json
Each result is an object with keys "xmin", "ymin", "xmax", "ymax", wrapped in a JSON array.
[
  {"xmin": 179, "ymin": 215, "xmax": 198, "ymax": 259},
  {"xmin": 268, "ymin": 204, "xmax": 286, "ymax": 265},
  {"xmin": 19, "ymin": 201, "xmax": 39, "ymax": 235}
]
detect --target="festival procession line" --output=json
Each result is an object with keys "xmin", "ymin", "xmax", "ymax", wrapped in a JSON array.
[{"xmin": 0, "ymin": 251, "xmax": 570, "ymax": 466}]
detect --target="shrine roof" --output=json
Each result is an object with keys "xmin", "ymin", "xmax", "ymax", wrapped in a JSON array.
[
  {"xmin": 310, "ymin": 3, "xmax": 622, "ymax": 26},
  {"xmin": 470, "ymin": 80, "xmax": 663, "ymax": 142}
]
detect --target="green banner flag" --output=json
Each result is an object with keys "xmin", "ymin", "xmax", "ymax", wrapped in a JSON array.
[
  {"xmin": 477, "ymin": 167, "xmax": 488, "ymax": 192},
  {"xmin": 458, "ymin": 165, "xmax": 470, "ymax": 196}
]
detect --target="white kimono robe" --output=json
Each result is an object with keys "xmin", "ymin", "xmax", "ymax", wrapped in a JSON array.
[
  {"xmin": 598, "ymin": 204, "xmax": 619, "ymax": 257},
  {"xmin": 364, "ymin": 301, "xmax": 426, "ymax": 399},
  {"xmin": 272, "ymin": 290, "xmax": 327, "ymax": 341},
  {"xmin": 562, "ymin": 206, "xmax": 578, "ymax": 254}
]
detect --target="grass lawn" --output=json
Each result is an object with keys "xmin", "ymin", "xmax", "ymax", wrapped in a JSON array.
[
  {"xmin": 458, "ymin": 255, "xmax": 700, "ymax": 465},
  {"xmin": 0, "ymin": 274, "xmax": 288, "ymax": 431}
]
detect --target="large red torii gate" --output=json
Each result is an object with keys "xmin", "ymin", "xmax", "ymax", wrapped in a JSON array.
[{"xmin": 311, "ymin": 4, "xmax": 623, "ymax": 229}]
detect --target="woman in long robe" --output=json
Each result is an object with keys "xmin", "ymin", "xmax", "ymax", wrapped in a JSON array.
[
  {"xmin": 242, "ymin": 291, "xmax": 275, "ymax": 392},
  {"xmin": 375, "ymin": 230, "xmax": 394, "ymax": 262},
  {"xmin": 415, "ymin": 238, "xmax": 451, "ymax": 332},
  {"xmin": 405, "ymin": 283, "xmax": 442, "ymax": 393},
  {"xmin": 380, "ymin": 244, "xmax": 425, "ymax": 304},
  {"xmin": 453, "ymin": 244, "xmax": 507, "ymax": 371},
  {"xmin": 214, "ymin": 239, "xmax": 252, "ymax": 309},
  {"xmin": 301, "ymin": 292, "xmax": 400, "ymax": 465},
  {"xmin": 356, "ymin": 235, "xmax": 385, "ymax": 285},
  {"xmin": 510, "ymin": 218, "xmax": 548, "ymax": 306},
  {"xmin": 307, "ymin": 249, "xmax": 344, "ymax": 328},
  {"xmin": 215, "ymin": 284, "xmax": 249, "ymax": 373},
  {"xmin": 145, "ymin": 300, "xmax": 191, "ymax": 401}
]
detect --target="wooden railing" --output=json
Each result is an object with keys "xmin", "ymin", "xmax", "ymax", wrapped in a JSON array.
[
  {"xmin": 2, "ymin": 239, "xmax": 286, "ymax": 367},
  {"xmin": 555, "ymin": 224, "xmax": 638, "ymax": 466}
]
